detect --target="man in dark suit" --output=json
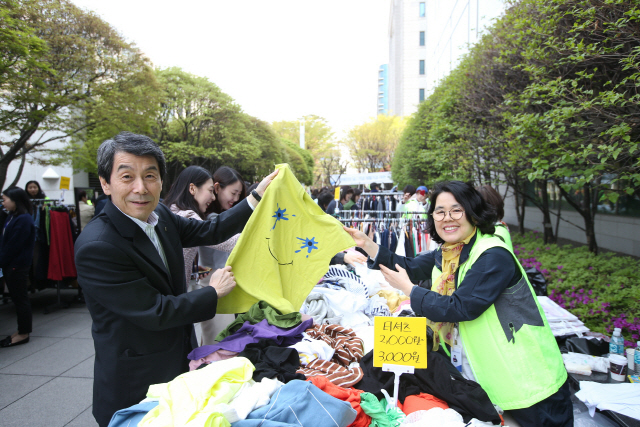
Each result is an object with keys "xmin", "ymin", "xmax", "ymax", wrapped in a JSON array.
[{"xmin": 75, "ymin": 132, "xmax": 277, "ymax": 426}]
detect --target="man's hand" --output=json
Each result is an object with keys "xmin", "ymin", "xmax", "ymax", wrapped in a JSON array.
[
  {"xmin": 344, "ymin": 251, "xmax": 367, "ymax": 265},
  {"xmin": 208, "ymin": 266, "xmax": 236, "ymax": 298}
]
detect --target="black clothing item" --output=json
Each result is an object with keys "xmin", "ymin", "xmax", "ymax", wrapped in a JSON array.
[
  {"xmin": 403, "ymin": 230, "xmax": 415, "ymax": 258},
  {"xmin": 4, "ymin": 267, "xmax": 32, "ymax": 334},
  {"xmin": 556, "ymin": 336, "xmax": 610, "ymax": 356},
  {"xmin": 326, "ymin": 200, "xmax": 344, "ymax": 215},
  {"xmin": 330, "ymin": 252, "xmax": 345, "ymax": 265},
  {"xmin": 0, "ymin": 213, "xmax": 36, "ymax": 270},
  {"xmin": 94, "ymin": 194, "xmax": 108, "ymax": 217},
  {"xmin": 237, "ymin": 339, "xmax": 306, "ymax": 383},
  {"xmin": 508, "ymin": 379, "xmax": 573, "ymax": 427},
  {"xmin": 370, "ymin": 233, "xmax": 522, "ymax": 323},
  {"xmin": 354, "ymin": 350, "xmax": 500, "ymax": 424}
]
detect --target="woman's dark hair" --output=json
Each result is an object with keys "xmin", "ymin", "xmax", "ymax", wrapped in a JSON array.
[
  {"xmin": 3, "ymin": 187, "xmax": 33, "ymax": 216},
  {"xmin": 317, "ymin": 191, "xmax": 334, "ymax": 212},
  {"xmin": 476, "ymin": 185, "xmax": 504, "ymax": 221},
  {"xmin": 353, "ymin": 188, "xmax": 363, "ymax": 197},
  {"xmin": 403, "ymin": 185, "xmax": 416, "ymax": 196},
  {"xmin": 25, "ymin": 180, "xmax": 46, "ymax": 199},
  {"xmin": 340, "ymin": 186, "xmax": 354, "ymax": 202},
  {"xmin": 208, "ymin": 166, "xmax": 247, "ymax": 214},
  {"xmin": 163, "ymin": 166, "xmax": 212, "ymax": 219},
  {"xmin": 426, "ymin": 181, "xmax": 496, "ymax": 244},
  {"xmin": 78, "ymin": 190, "xmax": 87, "ymax": 200}
]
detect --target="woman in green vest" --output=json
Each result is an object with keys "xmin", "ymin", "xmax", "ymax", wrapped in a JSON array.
[{"xmin": 344, "ymin": 180, "xmax": 571, "ymax": 427}]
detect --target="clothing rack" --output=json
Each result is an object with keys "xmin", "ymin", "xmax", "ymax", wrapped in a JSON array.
[
  {"xmin": 29, "ymin": 200, "xmax": 82, "ymax": 314},
  {"xmin": 359, "ymin": 191, "xmax": 404, "ymax": 196}
]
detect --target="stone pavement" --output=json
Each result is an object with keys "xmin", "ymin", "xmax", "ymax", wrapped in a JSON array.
[{"xmin": 0, "ymin": 289, "xmax": 98, "ymax": 427}]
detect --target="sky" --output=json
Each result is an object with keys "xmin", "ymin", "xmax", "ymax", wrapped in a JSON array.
[{"xmin": 70, "ymin": 0, "xmax": 391, "ymax": 138}]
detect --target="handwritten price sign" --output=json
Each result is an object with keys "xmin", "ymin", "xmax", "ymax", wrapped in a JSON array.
[{"xmin": 374, "ymin": 317, "xmax": 427, "ymax": 369}]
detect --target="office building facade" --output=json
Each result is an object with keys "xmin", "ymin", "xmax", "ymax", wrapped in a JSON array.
[{"xmin": 388, "ymin": 0, "xmax": 506, "ymax": 116}]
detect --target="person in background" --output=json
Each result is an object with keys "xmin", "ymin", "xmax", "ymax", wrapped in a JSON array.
[
  {"xmin": 343, "ymin": 188, "xmax": 359, "ymax": 210},
  {"xmin": 344, "ymin": 181, "xmax": 571, "ymax": 427},
  {"xmin": 315, "ymin": 190, "xmax": 366, "ymax": 266},
  {"xmin": 476, "ymin": 184, "xmax": 512, "ymax": 250},
  {"xmin": 402, "ymin": 184, "xmax": 416, "ymax": 204},
  {"xmin": 350, "ymin": 188, "xmax": 363, "ymax": 210},
  {"xmin": 25, "ymin": 180, "xmax": 46, "ymax": 200},
  {"xmin": 198, "ymin": 166, "xmax": 248, "ymax": 344},
  {"xmin": 326, "ymin": 186, "xmax": 354, "ymax": 215},
  {"xmin": 0, "ymin": 187, "xmax": 36, "ymax": 347},
  {"xmin": 93, "ymin": 193, "xmax": 109, "ymax": 217},
  {"xmin": 403, "ymin": 185, "xmax": 428, "ymax": 219},
  {"xmin": 369, "ymin": 182, "xmax": 380, "ymax": 193},
  {"xmin": 78, "ymin": 190, "xmax": 95, "ymax": 231},
  {"xmin": 316, "ymin": 190, "xmax": 334, "ymax": 212},
  {"xmin": 162, "ymin": 166, "xmax": 238, "ymax": 287}
]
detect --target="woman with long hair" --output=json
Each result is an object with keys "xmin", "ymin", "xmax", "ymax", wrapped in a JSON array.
[
  {"xmin": 0, "ymin": 187, "xmax": 36, "ymax": 347},
  {"xmin": 163, "ymin": 166, "xmax": 238, "ymax": 286},
  {"xmin": 344, "ymin": 181, "xmax": 571, "ymax": 426},
  {"xmin": 25, "ymin": 180, "xmax": 46, "ymax": 200}
]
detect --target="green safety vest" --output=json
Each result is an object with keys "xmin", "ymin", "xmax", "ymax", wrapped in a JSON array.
[
  {"xmin": 493, "ymin": 223, "xmax": 513, "ymax": 251},
  {"xmin": 431, "ymin": 230, "xmax": 566, "ymax": 410}
]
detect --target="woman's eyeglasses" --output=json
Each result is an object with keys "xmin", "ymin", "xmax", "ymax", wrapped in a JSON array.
[{"xmin": 433, "ymin": 208, "xmax": 465, "ymax": 221}]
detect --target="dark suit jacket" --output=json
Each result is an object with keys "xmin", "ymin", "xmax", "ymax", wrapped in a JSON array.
[{"xmin": 74, "ymin": 199, "xmax": 253, "ymax": 427}]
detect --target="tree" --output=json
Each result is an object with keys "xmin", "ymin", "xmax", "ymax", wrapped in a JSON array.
[
  {"xmin": 0, "ymin": 0, "xmax": 149, "ymax": 190},
  {"xmin": 272, "ymin": 115, "xmax": 334, "ymax": 157},
  {"xmin": 345, "ymin": 115, "xmax": 407, "ymax": 172}
]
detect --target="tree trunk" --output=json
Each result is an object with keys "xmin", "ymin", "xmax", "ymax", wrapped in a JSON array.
[
  {"xmin": 513, "ymin": 177, "xmax": 526, "ymax": 235},
  {"xmin": 539, "ymin": 180, "xmax": 554, "ymax": 244},
  {"xmin": 557, "ymin": 182, "xmax": 599, "ymax": 254},
  {"xmin": 554, "ymin": 191, "xmax": 563, "ymax": 241}
]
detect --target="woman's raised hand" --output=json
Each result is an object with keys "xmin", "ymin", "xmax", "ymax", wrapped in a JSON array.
[{"xmin": 255, "ymin": 169, "xmax": 280, "ymax": 197}]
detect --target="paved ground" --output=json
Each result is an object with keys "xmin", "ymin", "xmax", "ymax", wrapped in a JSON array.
[{"xmin": 0, "ymin": 289, "xmax": 98, "ymax": 427}]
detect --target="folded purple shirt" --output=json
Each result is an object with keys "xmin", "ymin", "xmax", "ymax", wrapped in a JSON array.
[{"xmin": 188, "ymin": 318, "xmax": 313, "ymax": 360}]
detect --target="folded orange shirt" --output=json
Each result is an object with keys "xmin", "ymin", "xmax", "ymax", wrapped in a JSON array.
[
  {"xmin": 309, "ymin": 376, "xmax": 372, "ymax": 427},
  {"xmin": 399, "ymin": 393, "xmax": 449, "ymax": 415}
]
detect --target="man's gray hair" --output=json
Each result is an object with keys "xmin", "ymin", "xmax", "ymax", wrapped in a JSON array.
[{"xmin": 97, "ymin": 132, "xmax": 166, "ymax": 184}]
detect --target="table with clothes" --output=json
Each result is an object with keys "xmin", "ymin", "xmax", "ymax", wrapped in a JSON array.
[{"xmin": 108, "ymin": 264, "xmax": 508, "ymax": 427}]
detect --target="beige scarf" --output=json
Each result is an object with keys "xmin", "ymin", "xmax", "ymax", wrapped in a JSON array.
[{"xmin": 427, "ymin": 228, "xmax": 476, "ymax": 349}]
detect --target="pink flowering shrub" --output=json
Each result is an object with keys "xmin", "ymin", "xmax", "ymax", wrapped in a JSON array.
[{"xmin": 513, "ymin": 232, "xmax": 640, "ymax": 348}]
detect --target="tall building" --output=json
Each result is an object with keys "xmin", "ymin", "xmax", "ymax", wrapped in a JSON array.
[
  {"xmin": 388, "ymin": 0, "xmax": 506, "ymax": 116},
  {"xmin": 377, "ymin": 64, "xmax": 389, "ymax": 115}
]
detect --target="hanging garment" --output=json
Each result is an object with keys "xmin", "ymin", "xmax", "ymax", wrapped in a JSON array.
[
  {"xmin": 220, "ymin": 164, "xmax": 355, "ymax": 314},
  {"xmin": 138, "ymin": 357, "xmax": 255, "ymax": 427},
  {"xmin": 395, "ymin": 228, "xmax": 406, "ymax": 256},
  {"xmin": 309, "ymin": 376, "xmax": 371, "ymax": 427},
  {"xmin": 216, "ymin": 300, "xmax": 302, "ymax": 341},
  {"xmin": 237, "ymin": 338, "xmax": 307, "ymax": 383},
  {"xmin": 48, "ymin": 210, "xmax": 77, "ymax": 280},
  {"xmin": 232, "ymin": 379, "xmax": 357, "ymax": 427}
]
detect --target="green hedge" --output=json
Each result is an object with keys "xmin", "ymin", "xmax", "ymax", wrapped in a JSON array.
[{"xmin": 512, "ymin": 231, "xmax": 640, "ymax": 347}]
